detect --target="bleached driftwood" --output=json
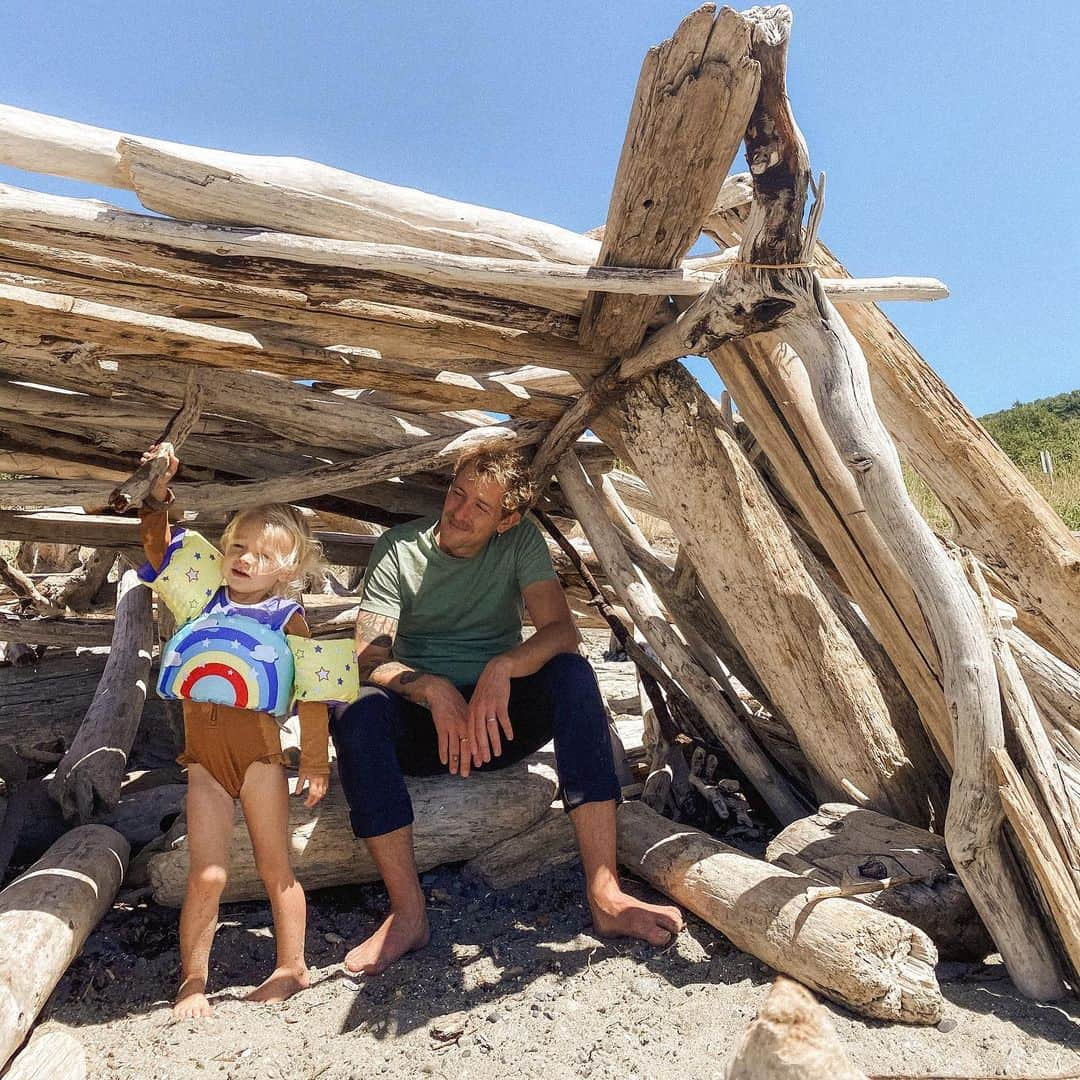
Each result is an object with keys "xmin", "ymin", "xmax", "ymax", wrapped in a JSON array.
[
  {"xmin": 148, "ymin": 759, "xmax": 558, "ymax": 906},
  {"xmin": 48, "ymin": 570, "xmax": 153, "ymax": 821},
  {"xmin": 766, "ymin": 804, "xmax": 991, "ymax": 961},
  {"xmin": 617, "ymin": 364, "xmax": 935, "ymax": 827},
  {"xmin": 4, "ymin": 1027, "xmax": 87, "ymax": 1080},
  {"xmin": 617, "ymin": 801, "xmax": 942, "ymax": 1024},
  {"xmin": 556, "ymin": 453, "xmax": 805, "ymax": 825},
  {"xmin": 463, "ymin": 806, "xmax": 579, "ymax": 890},
  {"xmin": 991, "ymin": 748, "xmax": 1080, "ymax": 983},
  {"xmin": 717, "ymin": 7, "xmax": 1062, "ymax": 1001},
  {"xmin": 0, "ymin": 825, "xmax": 128, "ymax": 1069},
  {"xmin": 703, "ymin": 336, "xmax": 951, "ymax": 762},
  {"xmin": 0, "ymin": 103, "xmax": 600, "ymax": 263},
  {"xmin": 725, "ymin": 977, "xmax": 867, "ymax": 1080},
  {"xmin": 578, "ymin": 5, "xmax": 760, "ymax": 358}
]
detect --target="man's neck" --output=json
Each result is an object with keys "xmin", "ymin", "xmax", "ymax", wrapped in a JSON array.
[{"xmin": 433, "ymin": 524, "xmax": 486, "ymax": 560}]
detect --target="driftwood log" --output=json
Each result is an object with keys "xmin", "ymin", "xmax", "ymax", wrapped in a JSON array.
[
  {"xmin": 725, "ymin": 977, "xmax": 867, "ymax": 1080},
  {"xmin": 765, "ymin": 803, "xmax": 992, "ymax": 961},
  {"xmin": 3, "ymin": 1027, "xmax": 87, "ymax": 1080},
  {"xmin": 463, "ymin": 806, "xmax": 578, "ymax": 890},
  {"xmin": 616, "ymin": 801, "xmax": 943, "ymax": 1024},
  {"xmin": 48, "ymin": 569, "xmax": 153, "ymax": 822},
  {"xmin": 148, "ymin": 758, "xmax": 558, "ymax": 906},
  {"xmin": 0, "ymin": 825, "xmax": 128, "ymax": 1069}
]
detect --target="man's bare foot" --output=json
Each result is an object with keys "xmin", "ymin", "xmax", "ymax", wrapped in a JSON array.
[
  {"xmin": 589, "ymin": 887, "xmax": 684, "ymax": 946},
  {"xmin": 173, "ymin": 976, "xmax": 213, "ymax": 1019},
  {"xmin": 245, "ymin": 965, "xmax": 311, "ymax": 1003},
  {"xmin": 344, "ymin": 908, "xmax": 430, "ymax": 975}
]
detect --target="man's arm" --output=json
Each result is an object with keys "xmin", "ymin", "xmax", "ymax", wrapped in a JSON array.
[
  {"xmin": 467, "ymin": 578, "xmax": 580, "ymax": 762},
  {"xmin": 354, "ymin": 609, "xmax": 474, "ymax": 775}
]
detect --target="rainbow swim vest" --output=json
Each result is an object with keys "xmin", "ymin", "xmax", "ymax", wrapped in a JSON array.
[{"xmin": 140, "ymin": 527, "xmax": 359, "ymax": 712}]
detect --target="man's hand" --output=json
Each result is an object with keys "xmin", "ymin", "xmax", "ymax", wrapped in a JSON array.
[
  {"xmin": 294, "ymin": 769, "xmax": 329, "ymax": 808},
  {"xmin": 426, "ymin": 676, "xmax": 474, "ymax": 777},
  {"xmin": 468, "ymin": 656, "xmax": 514, "ymax": 766}
]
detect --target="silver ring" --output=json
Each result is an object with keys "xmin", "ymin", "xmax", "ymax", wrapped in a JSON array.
[{"xmin": 486, "ymin": 716, "xmax": 498, "ymax": 725}]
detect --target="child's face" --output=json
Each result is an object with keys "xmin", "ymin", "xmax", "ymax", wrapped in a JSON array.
[{"xmin": 221, "ymin": 521, "xmax": 295, "ymax": 603}]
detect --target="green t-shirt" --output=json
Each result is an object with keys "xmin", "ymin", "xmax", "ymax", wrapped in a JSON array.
[{"xmin": 360, "ymin": 515, "xmax": 557, "ymax": 687}]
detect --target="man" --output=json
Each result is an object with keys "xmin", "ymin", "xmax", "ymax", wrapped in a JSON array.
[{"xmin": 330, "ymin": 446, "xmax": 683, "ymax": 974}]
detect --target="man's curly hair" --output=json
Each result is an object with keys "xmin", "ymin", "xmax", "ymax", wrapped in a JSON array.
[{"xmin": 453, "ymin": 446, "xmax": 537, "ymax": 514}]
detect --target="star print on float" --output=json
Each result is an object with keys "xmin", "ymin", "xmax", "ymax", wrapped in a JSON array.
[{"xmin": 158, "ymin": 612, "xmax": 295, "ymax": 716}]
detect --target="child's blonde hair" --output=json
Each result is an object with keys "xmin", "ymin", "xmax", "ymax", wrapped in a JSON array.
[{"xmin": 219, "ymin": 504, "xmax": 323, "ymax": 594}]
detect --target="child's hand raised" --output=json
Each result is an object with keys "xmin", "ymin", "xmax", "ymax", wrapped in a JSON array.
[
  {"xmin": 294, "ymin": 769, "xmax": 329, "ymax": 809},
  {"xmin": 141, "ymin": 442, "xmax": 180, "ymax": 502}
]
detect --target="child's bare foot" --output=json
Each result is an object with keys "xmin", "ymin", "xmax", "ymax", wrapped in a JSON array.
[
  {"xmin": 589, "ymin": 886, "xmax": 684, "ymax": 946},
  {"xmin": 344, "ymin": 908, "xmax": 430, "ymax": 975},
  {"xmin": 245, "ymin": 965, "xmax": 311, "ymax": 1003},
  {"xmin": 173, "ymin": 977, "xmax": 213, "ymax": 1019}
]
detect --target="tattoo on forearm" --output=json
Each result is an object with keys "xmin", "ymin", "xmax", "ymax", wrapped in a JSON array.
[
  {"xmin": 398, "ymin": 671, "xmax": 422, "ymax": 685},
  {"xmin": 357, "ymin": 611, "xmax": 398, "ymax": 648}
]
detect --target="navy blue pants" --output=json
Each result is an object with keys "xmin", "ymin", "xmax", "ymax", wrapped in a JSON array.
[{"xmin": 330, "ymin": 652, "xmax": 621, "ymax": 838}]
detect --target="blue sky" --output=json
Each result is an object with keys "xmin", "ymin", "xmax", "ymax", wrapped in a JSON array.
[{"xmin": 1, "ymin": 1, "xmax": 1076, "ymax": 416}]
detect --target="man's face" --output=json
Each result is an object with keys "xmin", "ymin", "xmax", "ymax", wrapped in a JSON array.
[{"xmin": 437, "ymin": 463, "xmax": 520, "ymax": 558}]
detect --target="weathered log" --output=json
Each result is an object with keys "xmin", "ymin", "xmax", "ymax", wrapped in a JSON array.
[
  {"xmin": 0, "ymin": 103, "xmax": 600, "ymax": 263},
  {"xmin": 578, "ymin": 5, "xmax": 759, "ymax": 357},
  {"xmin": 0, "ymin": 825, "xmax": 128, "ymax": 1069},
  {"xmin": 42, "ymin": 548, "xmax": 117, "ymax": 613},
  {"xmin": 725, "ymin": 977, "xmax": 867, "ymax": 1080},
  {"xmin": 724, "ymin": 7, "xmax": 1061, "ymax": 1000},
  {"xmin": 3, "ymin": 1027, "xmax": 87, "ymax": 1080},
  {"xmin": 1006, "ymin": 624, "xmax": 1080, "ymax": 762},
  {"xmin": 0, "ymin": 351, "xmax": 481, "ymax": 456},
  {"xmin": 704, "ymin": 337, "xmax": 951, "ymax": 764},
  {"xmin": 766, "ymin": 804, "xmax": 992, "ymax": 962},
  {"xmin": 48, "ymin": 570, "xmax": 153, "ymax": 822},
  {"xmin": 0, "ymin": 511, "xmax": 378, "ymax": 566},
  {"xmin": 556, "ymin": 453, "xmax": 806, "ymax": 825},
  {"xmin": 148, "ymin": 759, "xmax": 558, "ymax": 905},
  {"xmin": 617, "ymin": 364, "xmax": 935, "ymax": 827},
  {"xmin": 463, "ymin": 807, "xmax": 579, "ymax": 890},
  {"xmin": 616, "ymin": 801, "xmax": 942, "ymax": 1024},
  {"xmin": 991, "ymin": 748, "xmax": 1080, "ymax": 984}
]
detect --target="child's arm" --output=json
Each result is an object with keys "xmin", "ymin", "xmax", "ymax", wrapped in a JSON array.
[
  {"xmin": 283, "ymin": 610, "xmax": 331, "ymax": 808},
  {"xmin": 138, "ymin": 443, "xmax": 179, "ymax": 571}
]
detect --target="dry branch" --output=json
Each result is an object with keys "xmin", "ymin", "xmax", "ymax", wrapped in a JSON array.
[{"xmin": 48, "ymin": 569, "xmax": 153, "ymax": 821}]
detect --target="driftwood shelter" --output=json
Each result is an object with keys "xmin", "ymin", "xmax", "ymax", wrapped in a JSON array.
[{"xmin": 0, "ymin": 3, "xmax": 1078, "ymax": 1073}]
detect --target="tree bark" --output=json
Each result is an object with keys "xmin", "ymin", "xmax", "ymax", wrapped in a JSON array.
[
  {"xmin": 0, "ymin": 825, "xmax": 128, "ymax": 1069},
  {"xmin": 617, "ymin": 801, "xmax": 942, "ymax": 1024}
]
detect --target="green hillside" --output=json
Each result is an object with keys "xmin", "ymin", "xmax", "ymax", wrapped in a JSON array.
[{"xmin": 980, "ymin": 390, "xmax": 1080, "ymax": 475}]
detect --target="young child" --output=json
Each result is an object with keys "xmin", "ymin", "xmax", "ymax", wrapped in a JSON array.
[{"xmin": 137, "ymin": 444, "xmax": 330, "ymax": 1019}]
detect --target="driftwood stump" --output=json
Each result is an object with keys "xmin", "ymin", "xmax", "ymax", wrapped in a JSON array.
[{"xmin": 0, "ymin": 825, "xmax": 128, "ymax": 1069}]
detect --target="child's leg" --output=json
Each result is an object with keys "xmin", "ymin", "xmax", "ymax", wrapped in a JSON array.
[
  {"xmin": 174, "ymin": 764, "xmax": 236, "ymax": 1019},
  {"xmin": 238, "ymin": 760, "xmax": 310, "ymax": 1002}
]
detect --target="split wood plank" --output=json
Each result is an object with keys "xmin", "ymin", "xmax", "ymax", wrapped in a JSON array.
[{"xmin": 578, "ymin": 5, "xmax": 760, "ymax": 357}]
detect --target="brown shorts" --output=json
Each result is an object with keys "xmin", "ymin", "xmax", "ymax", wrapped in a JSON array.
[{"xmin": 178, "ymin": 701, "xmax": 286, "ymax": 798}]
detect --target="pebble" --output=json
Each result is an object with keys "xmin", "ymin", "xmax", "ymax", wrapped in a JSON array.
[
  {"xmin": 324, "ymin": 932, "xmax": 346, "ymax": 945},
  {"xmin": 452, "ymin": 943, "xmax": 483, "ymax": 964},
  {"xmin": 632, "ymin": 977, "xmax": 661, "ymax": 999},
  {"xmin": 501, "ymin": 965, "xmax": 525, "ymax": 980},
  {"xmin": 937, "ymin": 1017, "xmax": 958, "ymax": 1033}
]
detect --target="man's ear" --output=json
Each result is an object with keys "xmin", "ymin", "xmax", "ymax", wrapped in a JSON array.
[{"xmin": 495, "ymin": 510, "xmax": 522, "ymax": 534}]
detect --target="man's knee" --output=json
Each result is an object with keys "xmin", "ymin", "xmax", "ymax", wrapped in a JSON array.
[
  {"xmin": 330, "ymin": 686, "xmax": 395, "ymax": 750},
  {"xmin": 542, "ymin": 651, "xmax": 595, "ymax": 684}
]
